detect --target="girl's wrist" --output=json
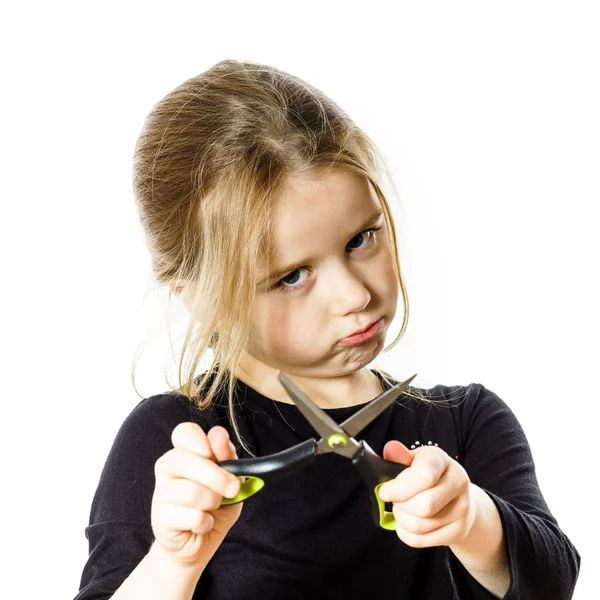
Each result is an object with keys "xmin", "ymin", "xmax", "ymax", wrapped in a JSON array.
[
  {"xmin": 110, "ymin": 540, "xmax": 207, "ymax": 599},
  {"xmin": 148, "ymin": 540, "xmax": 209, "ymax": 577},
  {"xmin": 449, "ymin": 484, "xmax": 508, "ymax": 573}
]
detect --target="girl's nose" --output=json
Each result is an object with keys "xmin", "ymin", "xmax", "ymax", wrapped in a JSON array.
[{"xmin": 329, "ymin": 265, "xmax": 371, "ymax": 315}]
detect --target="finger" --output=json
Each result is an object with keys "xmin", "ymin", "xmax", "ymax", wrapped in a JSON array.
[
  {"xmin": 163, "ymin": 477, "xmax": 224, "ymax": 512},
  {"xmin": 159, "ymin": 502, "xmax": 215, "ymax": 536},
  {"xmin": 208, "ymin": 426, "xmax": 248, "ymax": 486},
  {"xmin": 392, "ymin": 498, "xmax": 454, "ymax": 536},
  {"xmin": 379, "ymin": 446, "xmax": 449, "ymax": 502},
  {"xmin": 383, "ymin": 440, "xmax": 414, "ymax": 466},
  {"xmin": 392, "ymin": 508, "xmax": 465, "ymax": 549},
  {"xmin": 172, "ymin": 422, "xmax": 215, "ymax": 461},
  {"xmin": 392, "ymin": 486, "xmax": 465, "ymax": 539},
  {"xmin": 396, "ymin": 464, "xmax": 468, "ymax": 518},
  {"xmin": 207, "ymin": 426, "xmax": 239, "ymax": 462},
  {"xmin": 156, "ymin": 448, "xmax": 240, "ymax": 499}
]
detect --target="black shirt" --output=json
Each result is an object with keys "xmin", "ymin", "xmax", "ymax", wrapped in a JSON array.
[{"xmin": 75, "ymin": 370, "xmax": 580, "ymax": 599}]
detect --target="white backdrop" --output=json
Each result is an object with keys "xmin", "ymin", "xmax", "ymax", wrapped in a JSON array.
[{"xmin": 1, "ymin": 1, "xmax": 597, "ymax": 598}]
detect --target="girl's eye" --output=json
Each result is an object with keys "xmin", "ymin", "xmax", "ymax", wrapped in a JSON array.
[
  {"xmin": 347, "ymin": 228, "xmax": 375, "ymax": 251},
  {"xmin": 278, "ymin": 267, "xmax": 309, "ymax": 288},
  {"xmin": 272, "ymin": 226, "xmax": 381, "ymax": 293}
]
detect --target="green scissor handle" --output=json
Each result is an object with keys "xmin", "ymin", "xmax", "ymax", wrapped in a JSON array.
[
  {"xmin": 217, "ymin": 438, "xmax": 317, "ymax": 505},
  {"xmin": 352, "ymin": 440, "xmax": 409, "ymax": 530}
]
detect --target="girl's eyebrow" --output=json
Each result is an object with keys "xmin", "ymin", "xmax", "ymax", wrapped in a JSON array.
[{"xmin": 258, "ymin": 210, "xmax": 384, "ymax": 286}]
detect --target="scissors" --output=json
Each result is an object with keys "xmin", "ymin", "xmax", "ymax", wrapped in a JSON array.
[{"xmin": 218, "ymin": 371, "xmax": 417, "ymax": 530}]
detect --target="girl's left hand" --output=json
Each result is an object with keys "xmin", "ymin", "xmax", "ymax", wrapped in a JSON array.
[{"xmin": 377, "ymin": 440, "xmax": 478, "ymax": 548}]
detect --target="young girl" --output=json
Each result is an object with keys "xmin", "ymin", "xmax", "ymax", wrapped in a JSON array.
[{"xmin": 75, "ymin": 59, "xmax": 580, "ymax": 600}]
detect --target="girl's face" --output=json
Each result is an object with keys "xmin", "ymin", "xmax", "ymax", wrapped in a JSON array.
[{"xmin": 241, "ymin": 168, "xmax": 399, "ymax": 383}]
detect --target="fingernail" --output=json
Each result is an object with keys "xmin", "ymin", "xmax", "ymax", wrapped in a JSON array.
[
  {"xmin": 378, "ymin": 486, "xmax": 388, "ymax": 501},
  {"xmin": 225, "ymin": 480, "xmax": 240, "ymax": 498}
]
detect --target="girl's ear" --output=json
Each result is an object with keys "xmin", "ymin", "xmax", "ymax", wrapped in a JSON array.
[
  {"xmin": 170, "ymin": 281, "xmax": 193, "ymax": 312},
  {"xmin": 170, "ymin": 281, "xmax": 220, "ymax": 334},
  {"xmin": 170, "ymin": 282, "xmax": 185, "ymax": 296},
  {"xmin": 171, "ymin": 279, "xmax": 194, "ymax": 299}
]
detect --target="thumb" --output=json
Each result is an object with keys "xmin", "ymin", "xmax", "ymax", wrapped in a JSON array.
[
  {"xmin": 383, "ymin": 440, "xmax": 414, "ymax": 466},
  {"xmin": 207, "ymin": 426, "xmax": 239, "ymax": 462}
]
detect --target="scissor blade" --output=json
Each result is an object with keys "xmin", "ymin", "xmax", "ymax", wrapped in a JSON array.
[
  {"xmin": 340, "ymin": 373, "xmax": 417, "ymax": 437},
  {"xmin": 277, "ymin": 371, "xmax": 348, "ymax": 442}
]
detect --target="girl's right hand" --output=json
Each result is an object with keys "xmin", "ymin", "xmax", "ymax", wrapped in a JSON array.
[{"xmin": 151, "ymin": 423, "xmax": 243, "ymax": 566}]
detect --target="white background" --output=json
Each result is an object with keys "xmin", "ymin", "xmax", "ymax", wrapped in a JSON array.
[{"xmin": 1, "ymin": 1, "xmax": 597, "ymax": 598}]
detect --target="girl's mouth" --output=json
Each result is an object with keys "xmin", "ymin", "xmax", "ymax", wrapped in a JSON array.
[{"xmin": 337, "ymin": 317, "xmax": 384, "ymax": 346}]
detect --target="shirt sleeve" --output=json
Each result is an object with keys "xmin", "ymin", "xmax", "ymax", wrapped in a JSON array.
[
  {"xmin": 447, "ymin": 383, "xmax": 581, "ymax": 599},
  {"xmin": 74, "ymin": 394, "xmax": 196, "ymax": 600}
]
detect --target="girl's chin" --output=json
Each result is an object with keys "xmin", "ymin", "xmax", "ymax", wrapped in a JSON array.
[{"xmin": 240, "ymin": 334, "xmax": 385, "ymax": 377}]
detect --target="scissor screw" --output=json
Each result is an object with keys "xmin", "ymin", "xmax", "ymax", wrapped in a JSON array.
[{"xmin": 328, "ymin": 433, "xmax": 348, "ymax": 449}]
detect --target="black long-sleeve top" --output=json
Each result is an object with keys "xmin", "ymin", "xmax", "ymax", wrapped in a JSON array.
[{"xmin": 75, "ymin": 370, "xmax": 580, "ymax": 599}]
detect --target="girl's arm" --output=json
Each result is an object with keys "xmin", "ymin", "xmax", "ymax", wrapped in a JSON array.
[
  {"xmin": 448, "ymin": 483, "xmax": 510, "ymax": 598},
  {"xmin": 381, "ymin": 383, "xmax": 580, "ymax": 599},
  {"xmin": 74, "ymin": 395, "xmax": 239, "ymax": 600},
  {"xmin": 109, "ymin": 542, "xmax": 206, "ymax": 600},
  {"xmin": 451, "ymin": 384, "xmax": 581, "ymax": 599}
]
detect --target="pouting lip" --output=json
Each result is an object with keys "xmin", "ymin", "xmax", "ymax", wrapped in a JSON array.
[{"xmin": 339, "ymin": 317, "xmax": 383, "ymax": 342}]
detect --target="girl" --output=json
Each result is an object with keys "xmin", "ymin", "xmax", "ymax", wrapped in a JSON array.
[{"xmin": 75, "ymin": 59, "xmax": 580, "ymax": 599}]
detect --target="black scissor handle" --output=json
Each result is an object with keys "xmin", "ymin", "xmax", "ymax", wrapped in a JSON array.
[
  {"xmin": 217, "ymin": 438, "xmax": 317, "ymax": 505},
  {"xmin": 352, "ymin": 440, "xmax": 409, "ymax": 530}
]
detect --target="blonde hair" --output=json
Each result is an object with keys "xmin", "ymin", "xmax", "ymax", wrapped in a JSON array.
[{"xmin": 131, "ymin": 59, "xmax": 431, "ymax": 456}]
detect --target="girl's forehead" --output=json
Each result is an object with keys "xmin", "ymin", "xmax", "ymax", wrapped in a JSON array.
[
  {"xmin": 278, "ymin": 168, "xmax": 368, "ymax": 204},
  {"xmin": 273, "ymin": 170, "xmax": 380, "ymax": 235},
  {"xmin": 260, "ymin": 171, "xmax": 383, "ymax": 270}
]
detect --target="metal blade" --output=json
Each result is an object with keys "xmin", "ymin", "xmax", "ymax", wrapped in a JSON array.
[
  {"xmin": 340, "ymin": 373, "xmax": 418, "ymax": 437},
  {"xmin": 277, "ymin": 371, "xmax": 359, "ymax": 458}
]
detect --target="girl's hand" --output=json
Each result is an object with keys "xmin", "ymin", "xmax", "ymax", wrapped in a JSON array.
[
  {"xmin": 378, "ymin": 440, "xmax": 478, "ymax": 548},
  {"xmin": 151, "ymin": 423, "xmax": 243, "ymax": 567}
]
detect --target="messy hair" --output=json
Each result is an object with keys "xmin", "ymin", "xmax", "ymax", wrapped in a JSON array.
[{"xmin": 131, "ymin": 59, "xmax": 430, "ymax": 456}]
